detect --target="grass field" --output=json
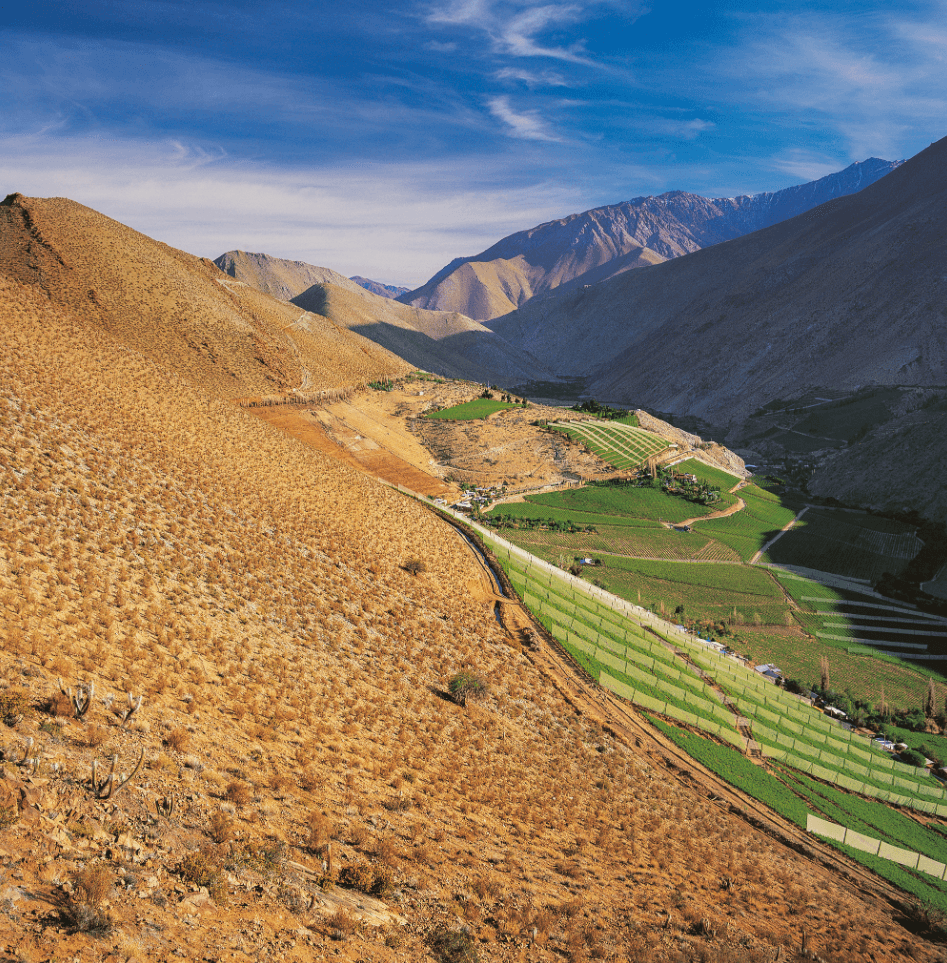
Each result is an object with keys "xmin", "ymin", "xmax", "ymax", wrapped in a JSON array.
[
  {"xmin": 522, "ymin": 459, "xmax": 739, "ymax": 523},
  {"xmin": 425, "ymin": 398, "xmax": 520, "ymax": 420},
  {"xmin": 694, "ymin": 486, "xmax": 800, "ymax": 561}
]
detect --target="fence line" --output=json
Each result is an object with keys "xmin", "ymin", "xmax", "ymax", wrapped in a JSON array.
[{"xmin": 807, "ymin": 814, "xmax": 947, "ymax": 879}]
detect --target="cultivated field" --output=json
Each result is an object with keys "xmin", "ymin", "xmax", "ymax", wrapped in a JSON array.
[
  {"xmin": 425, "ymin": 398, "xmax": 521, "ymax": 420},
  {"xmin": 550, "ymin": 419, "xmax": 668, "ymax": 469},
  {"xmin": 764, "ymin": 508, "xmax": 923, "ymax": 581}
]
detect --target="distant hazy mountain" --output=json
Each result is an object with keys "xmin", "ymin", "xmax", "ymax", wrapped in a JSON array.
[
  {"xmin": 400, "ymin": 158, "xmax": 902, "ymax": 321},
  {"xmin": 489, "ymin": 137, "xmax": 947, "ymax": 520},
  {"xmin": 214, "ymin": 250, "xmax": 366, "ymax": 301},
  {"xmin": 349, "ymin": 276, "xmax": 410, "ymax": 299}
]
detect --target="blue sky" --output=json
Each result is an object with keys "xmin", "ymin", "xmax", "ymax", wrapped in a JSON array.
[{"xmin": 2, "ymin": 1, "xmax": 944, "ymax": 285}]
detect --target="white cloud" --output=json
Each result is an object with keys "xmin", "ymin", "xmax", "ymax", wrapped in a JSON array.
[
  {"xmin": 426, "ymin": 0, "xmax": 643, "ymax": 67},
  {"xmin": 0, "ymin": 132, "xmax": 584, "ymax": 285},
  {"xmin": 487, "ymin": 95, "xmax": 562, "ymax": 141},
  {"xmin": 717, "ymin": 8, "xmax": 947, "ymax": 159},
  {"xmin": 495, "ymin": 66, "xmax": 571, "ymax": 87}
]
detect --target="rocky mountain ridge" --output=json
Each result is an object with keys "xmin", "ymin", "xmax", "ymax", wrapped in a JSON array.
[
  {"xmin": 399, "ymin": 158, "xmax": 902, "ymax": 320},
  {"xmin": 349, "ymin": 276, "xmax": 410, "ymax": 299}
]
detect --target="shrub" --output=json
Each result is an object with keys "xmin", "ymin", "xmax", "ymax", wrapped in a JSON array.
[
  {"xmin": 224, "ymin": 780, "xmax": 252, "ymax": 805},
  {"xmin": 47, "ymin": 691, "xmax": 74, "ymax": 719},
  {"xmin": 432, "ymin": 927, "xmax": 479, "ymax": 963},
  {"xmin": 307, "ymin": 812, "xmax": 335, "ymax": 853},
  {"xmin": 68, "ymin": 863, "xmax": 114, "ymax": 933},
  {"xmin": 404, "ymin": 558, "xmax": 426, "ymax": 576},
  {"xmin": 338, "ymin": 862, "xmax": 375, "ymax": 892},
  {"xmin": 326, "ymin": 907, "xmax": 358, "ymax": 940},
  {"xmin": 179, "ymin": 846, "xmax": 228, "ymax": 902},
  {"xmin": 448, "ymin": 670, "xmax": 488, "ymax": 708},
  {"xmin": 164, "ymin": 727, "xmax": 191, "ymax": 752},
  {"xmin": 901, "ymin": 748, "xmax": 928, "ymax": 768},
  {"xmin": 0, "ymin": 687, "xmax": 30, "ymax": 726},
  {"xmin": 208, "ymin": 811, "xmax": 237, "ymax": 844},
  {"xmin": 337, "ymin": 862, "xmax": 395, "ymax": 898}
]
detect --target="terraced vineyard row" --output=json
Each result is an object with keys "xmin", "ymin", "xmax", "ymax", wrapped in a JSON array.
[{"xmin": 551, "ymin": 419, "xmax": 669, "ymax": 470}]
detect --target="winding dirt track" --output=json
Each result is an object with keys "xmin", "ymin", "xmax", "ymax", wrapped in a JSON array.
[{"xmin": 441, "ymin": 512, "xmax": 915, "ymax": 916}]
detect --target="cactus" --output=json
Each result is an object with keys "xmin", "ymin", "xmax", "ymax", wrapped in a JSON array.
[
  {"xmin": 59, "ymin": 678, "xmax": 95, "ymax": 719},
  {"xmin": 121, "ymin": 692, "xmax": 143, "ymax": 728},
  {"xmin": 91, "ymin": 747, "xmax": 145, "ymax": 799},
  {"xmin": 155, "ymin": 795, "xmax": 175, "ymax": 819}
]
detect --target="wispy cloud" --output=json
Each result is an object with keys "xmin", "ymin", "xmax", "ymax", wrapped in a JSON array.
[
  {"xmin": 0, "ymin": 131, "xmax": 584, "ymax": 284},
  {"xmin": 488, "ymin": 95, "xmax": 562, "ymax": 141},
  {"xmin": 495, "ymin": 66, "xmax": 572, "ymax": 87},
  {"xmin": 426, "ymin": 0, "xmax": 637, "ymax": 66},
  {"xmin": 716, "ymin": 6, "xmax": 947, "ymax": 159}
]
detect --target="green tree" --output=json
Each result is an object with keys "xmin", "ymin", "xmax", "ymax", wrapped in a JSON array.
[{"xmin": 448, "ymin": 670, "xmax": 488, "ymax": 708}]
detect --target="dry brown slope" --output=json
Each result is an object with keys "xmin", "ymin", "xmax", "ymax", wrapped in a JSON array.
[
  {"xmin": 0, "ymin": 263, "xmax": 935, "ymax": 957},
  {"xmin": 214, "ymin": 249, "xmax": 367, "ymax": 301},
  {"xmin": 290, "ymin": 280, "xmax": 550, "ymax": 386},
  {"xmin": 0, "ymin": 194, "xmax": 410, "ymax": 399}
]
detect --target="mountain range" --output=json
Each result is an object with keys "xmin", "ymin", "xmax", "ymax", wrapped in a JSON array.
[
  {"xmin": 399, "ymin": 158, "xmax": 902, "ymax": 321},
  {"xmin": 487, "ymin": 138, "xmax": 947, "ymax": 521}
]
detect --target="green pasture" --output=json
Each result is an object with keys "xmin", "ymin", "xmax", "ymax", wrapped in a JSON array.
[{"xmin": 425, "ymin": 399, "xmax": 520, "ymax": 420}]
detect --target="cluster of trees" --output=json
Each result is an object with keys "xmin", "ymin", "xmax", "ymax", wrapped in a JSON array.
[
  {"xmin": 630, "ymin": 467, "xmax": 721, "ymax": 505},
  {"xmin": 479, "ymin": 513, "xmax": 597, "ymax": 534},
  {"xmin": 570, "ymin": 399, "xmax": 631, "ymax": 420},
  {"xmin": 479, "ymin": 387, "xmax": 527, "ymax": 405},
  {"xmin": 779, "ymin": 673, "xmax": 946, "ymax": 766}
]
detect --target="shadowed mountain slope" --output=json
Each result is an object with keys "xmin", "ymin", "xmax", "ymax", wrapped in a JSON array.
[
  {"xmin": 290, "ymin": 280, "xmax": 550, "ymax": 386},
  {"xmin": 401, "ymin": 158, "xmax": 901, "ymax": 320},
  {"xmin": 490, "ymin": 140, "xmax": 945, "ymax": 420},
  {"xmin": 1, "ymin": 196, "xmax": 409, "ymax": 398}
]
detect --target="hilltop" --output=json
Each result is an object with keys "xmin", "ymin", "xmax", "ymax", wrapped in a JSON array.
[
  {"xmin": 0, "ymin": 193, "xmax": 937, "ymax": 961},
  {"xmin": 1, "ymin": 196, "xmax": 411, "ymax": 399},
  {"xmin": 400, "ymin": 158, "xmax": 901, "ymax": 321}
]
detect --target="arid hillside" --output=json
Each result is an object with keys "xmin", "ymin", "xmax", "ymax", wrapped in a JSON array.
[
  {"xmin": 0, "ymin": 195, "xmax": 410, "ymax": 400},
  {"xmin": 401, "ymin": 158, "xmax": 900, "ymax": 321},
  {"xmin": 214, "ymin": 250, "xmax": 369, "ymax": 301},
  {"xmin": 489, "ymin": 139, "xmax": 945, "ymax": 421},
  {"xmin": 289, "ymin": 281, "xmax": 550, "ymax": 387},
  {"xmin": 0, "ymin": 198, "xmax": 939, "ymax": 962}
]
